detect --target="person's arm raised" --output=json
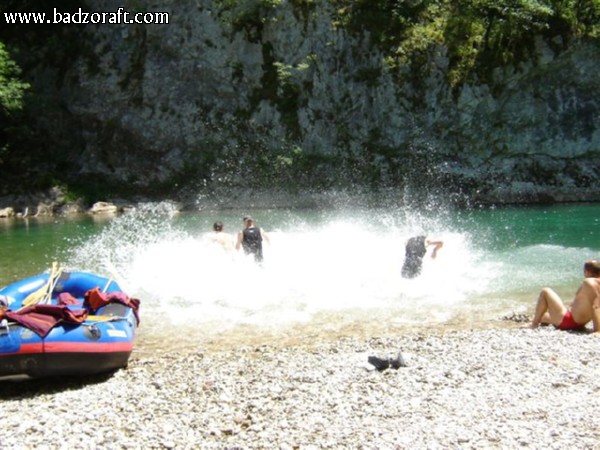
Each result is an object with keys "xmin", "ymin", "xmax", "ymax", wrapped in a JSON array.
[
  {"xmin": 426, "ymin": 239, "xmax": 444, "ymax": 259},
  {"xmin": 261, "ymin": 229, "xmax": 270, "ymax": 244}
]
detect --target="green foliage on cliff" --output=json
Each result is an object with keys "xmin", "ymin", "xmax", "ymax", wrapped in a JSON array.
[
  {"xmin": 330, "ymin": 0, "xmax": 600, "ymax": 86},
  {"xmin": 0, "ymin": 1, "xmax": 88, "ymax": 194},
  {"xmin": 215, "ymin": 0, "xmax": 600, "ymax": 87},
  {"xmin": 216, "ymin": 0, "xmax": 284, "ymax": 41},
  {"xmin": 0, "ymin": 42, "xmax": 29, "ymax": 114},
  {"xmin": 0, "ymin": 41, "xmax": 30, "ymax": 178}
]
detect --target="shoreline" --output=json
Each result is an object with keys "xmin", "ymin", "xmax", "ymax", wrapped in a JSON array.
[
  {"xmin": 133, "ymin": 315, "xmax": 530, "ymax": 355},
  {"xmin": 1, "ymin": 324, "xmax": 599, "ymax": 448},
  {"xmin": 2, "ymin": 188, "xmax": 600, "ymax": 220}
]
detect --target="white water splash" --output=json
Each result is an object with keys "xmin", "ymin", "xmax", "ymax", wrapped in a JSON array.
[
  {"xmin": 62, "ymin": 202, "xmax": 600, "ymax": 338},
  {"xmin": 65, "ymin": 203, "xmax": 501, "ymax": 332}
]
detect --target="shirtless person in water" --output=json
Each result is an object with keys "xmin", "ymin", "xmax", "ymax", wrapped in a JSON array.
[
  {"xmin": 531, "ymin": 259, "xmax": 600, "ymax": 332},
  {"xmin": 210, "ymin": 221, "xmax": 234, "ymax": 251}
]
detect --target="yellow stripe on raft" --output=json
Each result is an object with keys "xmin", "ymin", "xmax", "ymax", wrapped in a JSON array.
[{"xmin": 85, "ymin": 315, "xmax": 115, "ymax": 322}]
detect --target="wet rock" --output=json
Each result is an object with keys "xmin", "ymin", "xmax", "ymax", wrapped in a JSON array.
[
  {"xmin": 89, "ymin": 201, "xmax": 118, "ymax": 215},
  {"xmin": 57, "ymin": 201, "xmax": 85, "ymax": 215},
  {"xmin": 0, "ymin": 207, "xmax": 15, "ymax": 218}
]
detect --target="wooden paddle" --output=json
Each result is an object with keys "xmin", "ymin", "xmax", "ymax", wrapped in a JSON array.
[{"xmin": 22, "ymin": 262, "xmax": 62, "ymax": 307}]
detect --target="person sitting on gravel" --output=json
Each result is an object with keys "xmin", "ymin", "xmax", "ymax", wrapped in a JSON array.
[{"xmin": 531, "ymin": 259, "xmax": 600, "ymax": 332}]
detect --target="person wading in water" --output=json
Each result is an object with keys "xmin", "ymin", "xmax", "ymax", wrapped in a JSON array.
[
  {"xmin": 210, "ymin": 221, "xmax": 234, "ymax": 251},
  {"xmin": 401, "ymin": 235, "xmax": 444, "ymax": 279},
  {"xmin": 235, "ymin": 216, "xmax": 270, "ymax": 263}
]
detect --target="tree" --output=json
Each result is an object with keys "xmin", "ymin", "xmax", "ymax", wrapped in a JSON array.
[
  {"xmin": 0, "ymin": 40, "xmax": 30, "ymax": 177},
  {"xmin": 0, "ymin": 41, "xmax": 29, "ymax": 115}
]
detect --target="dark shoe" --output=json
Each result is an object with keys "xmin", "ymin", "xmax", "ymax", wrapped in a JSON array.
[
  {"xmin": 367, "ymin": 355, "xmax": 390, "ymax": 371},
  {"xmin": 389, "ymin": 351, "xmax": 407, "ymax": 369}
]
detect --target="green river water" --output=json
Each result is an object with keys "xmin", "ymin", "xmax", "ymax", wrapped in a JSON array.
[{"xmin": 1, "ymin": 202, "xmax": 598, "ymax": 346}]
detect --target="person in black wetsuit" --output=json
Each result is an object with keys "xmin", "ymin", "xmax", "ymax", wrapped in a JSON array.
[
  {"xmin": 401, "ymin": 235, "xmax": 443, "ymax": 279},
  {"xmin": 235, "ymin": 216, "xmax": 270, "ymax": 263}
]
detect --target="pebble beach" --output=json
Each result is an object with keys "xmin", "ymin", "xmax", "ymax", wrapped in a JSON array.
[{"xmin": 1, "ymin": 323, "xmax": 599, "ymax": 449}]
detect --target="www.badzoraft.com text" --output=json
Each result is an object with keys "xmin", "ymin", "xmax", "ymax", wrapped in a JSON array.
[{"xmin": 2, "ymin": 8, "xmax": 169, "ymax": 25}]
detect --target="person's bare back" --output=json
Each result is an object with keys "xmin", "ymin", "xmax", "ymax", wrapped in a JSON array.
[
  {"xmin": 570, "ymin": 277, "xmax": 600, "ymax": 327},
  {"xmin": 210, "ymin": 221, "xmax": 234, "ymax": 251}
]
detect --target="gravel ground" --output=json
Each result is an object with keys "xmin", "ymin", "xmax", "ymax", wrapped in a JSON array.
[{"xmin": 1, "ymin": 324, "xmax": 599, "ymax": 449}]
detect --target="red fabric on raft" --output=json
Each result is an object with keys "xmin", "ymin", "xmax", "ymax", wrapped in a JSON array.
[
  {"xmin": 57, "ymin": 292, "xmax": 81, "ymax": 306},
  {"xmin": 5, "ymin": 305, "xmax": 88, "ymax": 338},
  {"xmin": 2, "ymin": 288, "xmax": 140, "ymax": 338},
  {"xmin": 84, "ymin": 288, "xmax": 140, "ymax": 324}
]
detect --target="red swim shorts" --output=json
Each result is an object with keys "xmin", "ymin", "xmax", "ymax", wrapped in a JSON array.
[{"xmin": 557, "ymin": 310, "xmax": 586, "ymax": 331}]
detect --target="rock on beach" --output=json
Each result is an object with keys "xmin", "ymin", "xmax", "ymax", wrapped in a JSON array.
[
  {"xmin": 1, "ymin": 325, "xmax": 599, "ymax": 449},
  {"xmin": 0, "ymin": 186, "xmax": 143, "ymax": 218}
]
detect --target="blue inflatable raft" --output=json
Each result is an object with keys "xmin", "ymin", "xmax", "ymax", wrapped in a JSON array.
[{"xmin": 0, "ymin": 269, "xmax": 139, "ymax": 378}]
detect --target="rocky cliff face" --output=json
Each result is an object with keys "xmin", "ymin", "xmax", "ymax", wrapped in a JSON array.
[
  {"xmin": 31, "ymin": 0, "xmax": 600, "ymax": 205},
  {"xmin": 433, "ymin": 39, "xmax": 600, "ymax": 203}
]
